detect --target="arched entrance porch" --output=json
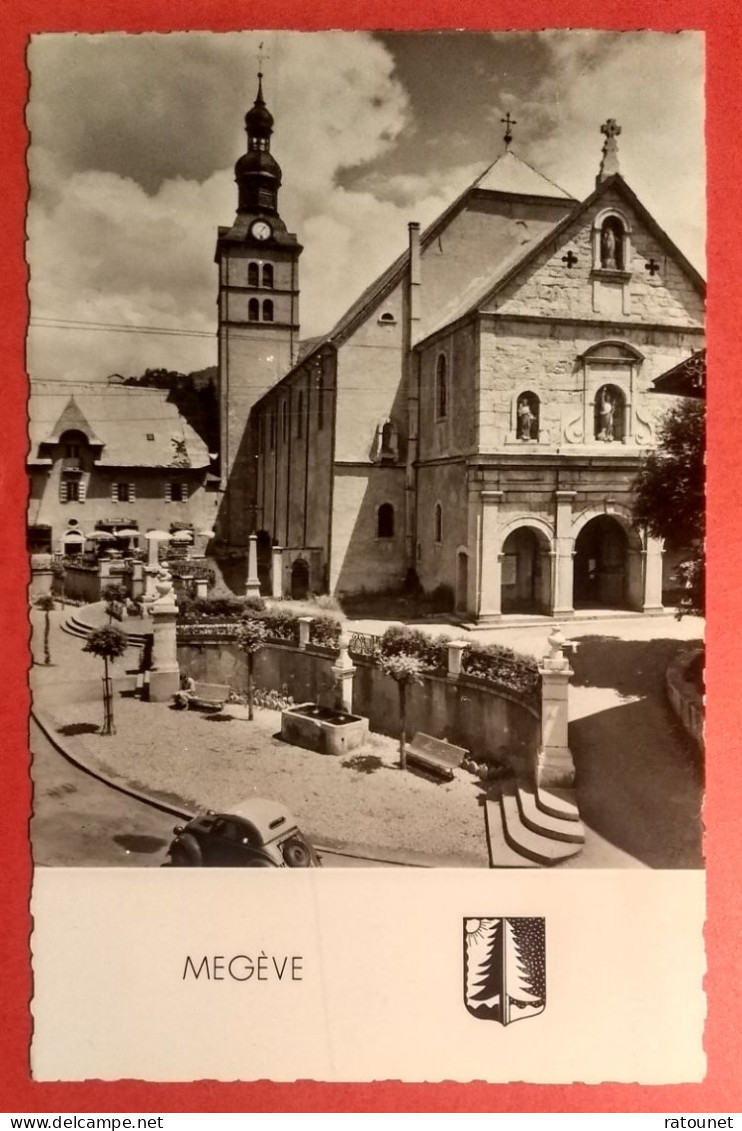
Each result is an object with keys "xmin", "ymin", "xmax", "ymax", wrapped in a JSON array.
[
  {"xmin": 573, "ymin": 515, "xmax": 636, "ymax": 609},
  {"xmin": 500, "ymin": 526, "xmax": 552, "ymax": 615}
]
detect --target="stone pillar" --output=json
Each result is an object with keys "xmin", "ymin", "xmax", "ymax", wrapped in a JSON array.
[
  {"xmin": 642, "ymin": 535, "xmax": 664, "ymax": 614},
  {"xmin": 446, "ymin": 640, "xmax": 467, "ymax": 680},
  {"xmin": 194, "ymin": 577, "xmax": 209, "ymax": 600},
  {"xmin": 148, "ymin": 567, "xmax": 180, "ymax": 702},
  {"xmin": 141, "ymin": 564, "xmax": 160, "ymax": 616},
  {"xmin": 147, "ymin": 537, "xmax": 159, "ymax": 567},
  {"xmin": 331, "ymin": 633, "xmax": 356, "ymax": 713},
  {"xmin": 98, "ymin": 558, "xmax": 115, "ymax": 586},
  {"xmin": 30, "ymin": 555, "xmax": 54, "ymax": 597},
  {"xmin": 245, "ymin": 533, "xmax": 261, "ymax": 598},
  {"xmin": 536, "ymin": 625, "xmax": 576, "ymax": 789},
  {"xmin": 476, "ymin": 490, "xmax": 503, "ymax": 622},
  {"xmin": 297, "ymin": 616, "xmax": 313, "ymax": 649},
  {"xmin": 553, "ymin": 490, "xmax": 576, "ymax": 618},
  {"xmin": 271, "ymin": 547, "xmax": 283, "ymax": 599},
  {"xmin": 130, "ymin": 560, "xmax": 144, "ymax": 600}
]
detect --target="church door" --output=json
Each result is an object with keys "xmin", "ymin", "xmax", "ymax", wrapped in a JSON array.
[
  {"xmin": 291, "ymin": 557, "xmax": 310, "ymax": 600},
  {"xmin": 500, "ymin": 528, "xmax": 546, "ymax": 614}
]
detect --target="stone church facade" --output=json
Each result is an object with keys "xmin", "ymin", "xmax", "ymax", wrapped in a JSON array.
[{"xmin": 215, "ymin": 84, "xmax": 705, "ymax": 620}]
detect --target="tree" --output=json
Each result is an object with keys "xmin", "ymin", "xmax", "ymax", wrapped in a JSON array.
[
  {"xmin": 236, "ymin": 617, "xmax": 267, "ymax": 721},
  {"xmin": 467, "ymin": 918, "xmax": 542, "ymax": 1025},
  {"xmin": 102, "ymin": 583, "xmax": 128, "ymax": 623},
  {"xmin": 632, "ymin": 399, "xmax": 705, "ymax": 616},
  {"xmin": 35, "ymin": 594, "xmax": 56, "ymax": 665},
  {"xmin": 82, "ymin": 625, "xmax": 128, "ymax": 735},
  {"xmin": 377, "ymin": 652, "xmax": 426, "ymax": 770}
]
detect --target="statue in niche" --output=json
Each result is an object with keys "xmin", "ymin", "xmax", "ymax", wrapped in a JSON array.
[
  {"xmin": 517, "ymin": 394, "xmax": 536, "ymax": 440},
  {"xmin": 600, "ymin": 223, "xmax": 619, "ymax": 269},
  {"xmin": 597, "ymin": 389, "xmax": 615, "ymax": 441}
]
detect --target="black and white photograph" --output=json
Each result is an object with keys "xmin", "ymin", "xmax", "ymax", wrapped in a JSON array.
[{"xmin": 26, "ymin": 30, "xmax": 705, "ymax": 877}]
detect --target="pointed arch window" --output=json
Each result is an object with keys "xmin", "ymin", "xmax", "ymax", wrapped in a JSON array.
[
  {"xmin": 262, "ymin": 299, "xmax": 274, "ymax": 323},
  {"xmin": 262, "ymin": 264, "xmax": 274, "ymax": 288},
  {"xmin": 377, "ymin": 503, "xmax": 395, "ymax": 539},
  {"xmin": 248, "ymin": 297, "xmax": 260, "ymax": 322},
  {"xmin": 435, "ymin": 354, "xmax": 448, "ymax": 419},
  {"xmin": 248, "ymin": 262, "xmax": 260, "ymax": 287},
  {"xmin": 434, "ymin": 503, "xmax": 443, "ymax": 544}
]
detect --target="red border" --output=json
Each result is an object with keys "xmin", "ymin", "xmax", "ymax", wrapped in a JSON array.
[{"xmin": 2, "ymin": 1, "xmax": 740, "ymax": 1113}]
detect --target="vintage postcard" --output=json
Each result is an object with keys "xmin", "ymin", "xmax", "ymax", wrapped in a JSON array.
[{"xmin": 2, "ymin": 11, "xmax": 737, "ymax": 1108}]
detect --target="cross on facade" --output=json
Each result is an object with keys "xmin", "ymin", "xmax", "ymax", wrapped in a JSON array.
[
  {"xmin": 645, "ymin": 257, "xmax": 661, "ymax": 277},
  {"xmin": 562, "ymin": 250, "xmax": 578, "ymax": 268},
  {"xmin": 601, "ymin": 118, "xmax": 622, "ymax": 141},
  {"xmin": 501, "ymin": 112, "xmax": 517, "ymax": 147}
]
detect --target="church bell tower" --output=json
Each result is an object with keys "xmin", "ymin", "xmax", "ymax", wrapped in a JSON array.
[{"xmin": 215, "ymin": 72, "xmax": 302, "ymax": 547}]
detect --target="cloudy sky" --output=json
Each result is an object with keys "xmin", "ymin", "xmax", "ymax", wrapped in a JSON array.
[{"xmin": 26, "ymin": 30, "xmax": 705, "ymax": 382}]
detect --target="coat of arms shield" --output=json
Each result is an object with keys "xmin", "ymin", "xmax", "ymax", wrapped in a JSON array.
[{"xmin": 463, "ymin": 917, "xmax": 546, "ymax": 1025}]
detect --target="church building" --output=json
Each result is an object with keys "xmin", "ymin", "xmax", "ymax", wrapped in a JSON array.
[{"xmin": 214, "ymin": 79, "xmax": 705, "ymax": 620}]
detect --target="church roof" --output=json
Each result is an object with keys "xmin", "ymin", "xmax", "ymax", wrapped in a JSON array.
[
  {"xmin": 28, "ymin": 381, "xmax": 211, "ymax": 469},
  {"xmin": 420, "ymin": 173, "xmax": 706, "ymax": 343},
  {"xmin": 291, "ymin": 149, "xmax": 575, "ymax": 373},
  {"xmin": 472, "ymin": 149, "xmax": 574, "ymax": 199},
  {"xmin": 651, "ymin": 349, "xmax": 706, "ymax": 398}
]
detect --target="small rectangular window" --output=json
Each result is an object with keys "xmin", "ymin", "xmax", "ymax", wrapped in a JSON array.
[{"xmin": 66, "ymin": 480, "xmax": 80, "ymax": 503}]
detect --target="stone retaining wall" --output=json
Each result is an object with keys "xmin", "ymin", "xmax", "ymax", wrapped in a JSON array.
[
  {"xmin": 666, "ymin": 647, "xmax": 704, "ymax": 753},
  {"xmin": 177, "ymin": 639, "xmax": 540, "ymax": 772}
]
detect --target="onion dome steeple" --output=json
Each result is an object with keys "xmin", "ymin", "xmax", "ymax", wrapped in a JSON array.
[{"xmin": 235, "ymin": 72, "xmax": 282, "ymax": 215}]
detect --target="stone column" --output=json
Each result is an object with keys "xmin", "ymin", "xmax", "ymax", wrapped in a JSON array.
[
  {"xmin": 642, "ymin": 535, "xmax": 664, "ymax": 614},
  {"xmin": 271, "ymin": 547, "xmax": 283, "ymax": 599},
  {"xmin": 553, "ymin": 490, "xmax": 576, "ymax": 618},
  {"xmin": 331, "ymin": 632, "xmax": 356, "ymax": 713},
  {"xmin": 536, "ymin": 625, "xmax": 576, "ymax": 789},
  {"xmin": 130, "ymin": 560, "xmax": 144, "ymax": 600},
  {"xmin": 476, "ymin": 490, "xmax": 503, "ymax": 623},
  {"xmin": 245, "ymin": 533, "xmax": 261, "ymax": 598},
  {"xmin": 446, "ymin": 640, "xmax": 467, "ymax": 680},
  {"xmin": 141, "ymin": 564, "xmax": 160, "ymax": 616},
  {"xmin": 148, "ymin": 567, "xmax": 180, "ymax": 702},
  {"xmin": 194, "ymin": 577, "xmax": 209, "ymax": 600},
  {"xmin": 297, "ymin": 616, "xmax": 313, "ymax": 649}
]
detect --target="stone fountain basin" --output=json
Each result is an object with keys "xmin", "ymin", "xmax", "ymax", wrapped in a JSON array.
[{"xmin": 280, "ymin": 702, "xmax": 369, "ymax": 757}]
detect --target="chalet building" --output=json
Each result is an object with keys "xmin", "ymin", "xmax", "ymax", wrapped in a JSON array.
[
  {"xmin": 213, "ymin": 86, "xmax": 705, "ymax": 618},
  {"xmin": 27, "ymin": 380, "xmax": 218, "ymax": 557}
]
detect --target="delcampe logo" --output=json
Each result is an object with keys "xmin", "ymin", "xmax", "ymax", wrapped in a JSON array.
[{"xmin": 463, "ymin": 917, "xmax": 546, "ymax": 1025}]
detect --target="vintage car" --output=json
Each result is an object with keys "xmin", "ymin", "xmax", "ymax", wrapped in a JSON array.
[{"xmin": 167, "ymin": 798, "xmax": 321, "ymax": 868}]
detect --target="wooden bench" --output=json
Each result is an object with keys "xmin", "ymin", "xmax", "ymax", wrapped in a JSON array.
[
  {"xmin": 189, "ymin": 682, "xmax": 230, "ymax": 711},
  {"xmin": 405, "ymin": 732, "xmax": 468, "ymax": 781}
]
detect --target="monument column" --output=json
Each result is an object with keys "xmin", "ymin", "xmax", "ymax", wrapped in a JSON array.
[{"xmin": 642, "ymin": 535, "xmax": 664, "ymax": 614}]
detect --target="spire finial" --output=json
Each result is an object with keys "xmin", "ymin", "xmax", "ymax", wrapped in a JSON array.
[
  {"xmin": 597, "ymin": 118, "xmax": 622, "ymax": 185},
  {"xmin": 501, "ymin": 111, "xmax": 517, "ymax": 149}
]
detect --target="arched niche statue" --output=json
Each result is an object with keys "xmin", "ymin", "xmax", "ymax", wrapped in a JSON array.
[{"xmin": 517, "ymin": 393, "xmax": 538, "ymax": 440}]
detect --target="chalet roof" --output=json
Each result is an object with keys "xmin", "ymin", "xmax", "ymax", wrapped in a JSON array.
[
  {"xmin": 419, "ymin": 174, "xmax": 707, "ymax": 344},
  {"xmin": 651, "ymin": 349, "xmax": 706, "ymax": 398},
  {"xmin": 28, "ymin": 381, "xmax": 211, "ymax": 469}
]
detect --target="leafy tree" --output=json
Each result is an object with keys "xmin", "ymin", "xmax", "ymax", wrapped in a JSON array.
[
  {"xmin": 83, "ymin": 625, "xmax": 128, "ymax": 735},
  {"xmin": 35, "ymin": 594, "xmax": 56, "ymax": 665},
  {"xmin": 632, "ymin": 399, "xmax": 705, "ymax": 616},
  {"xmin": 102, "ymin": 583, "xmax": 128, "ymax": 623},
  {"xmin": 236, "ymin": 617, "xmax": 267, "ymax": 721},
  {"xmin": 378, "ymin": 652, "xmax": 426, "ymax": 770}
]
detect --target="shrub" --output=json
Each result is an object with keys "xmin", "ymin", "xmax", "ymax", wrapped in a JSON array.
[
  {"xmin": 259, "ymin": 607, "xmax": 299, "ymax": 641},
  {"xmin": 177, "ymin": 595, "xmax": 259, "ymax": 623},
  {"xmin": 309, "ymin": 613, "xmax": 342, "ymax": 648},
  {"xmin": 377, "ymin": 625, "xmax": 449, "ymax": 674},
  {"xmin": 462, "ymin": 642, "xmax": 540, "ymax": 701}
]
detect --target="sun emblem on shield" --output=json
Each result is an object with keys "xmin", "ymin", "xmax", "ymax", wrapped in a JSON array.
[{"xmin": 463, "ymin": 917, "xmax": 546, "ymax": 1025}]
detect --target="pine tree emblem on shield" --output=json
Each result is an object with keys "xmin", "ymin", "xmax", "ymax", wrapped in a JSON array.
[{"xmin": 463, "ymin": 917, "xmax": 546, "ymax": 1025}]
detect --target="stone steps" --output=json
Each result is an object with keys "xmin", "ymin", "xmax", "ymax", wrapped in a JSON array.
[
  {"xmin": 517, "ymin": 782, "xmax": 585, "ymax": 844},
  {"xmin": 535, "ymin": 784, "xmax": 581, "ymax": 823},
  {"xmin": 483, "ymin": 799, "xmax": 541, "ymax": 868},
  {"xmin": 63, "ymin": 609, "xmax": 147, "ymax": 648},
  {"xmin": 496, "ymin": 780, "xmax": 584, "ymax": 867}
]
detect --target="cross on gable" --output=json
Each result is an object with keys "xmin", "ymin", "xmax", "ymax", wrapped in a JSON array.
[
  {"xmin": 258, "ymin": 40, "xmax": 270, "ymax": 71},
  {"xmin": 601, "ymin": 118, "xmax": 622, "ymax": 140},
  {"xmin": 562, "ymin": 250, "xmax": 578, "ymax": 269},
  {"xmin": 645, "ymin": 257, "xmax": 661, "ymax": 277},
  {"xmin": 501, "ymin": 111, "xmax": 517, "ymax": 146}
]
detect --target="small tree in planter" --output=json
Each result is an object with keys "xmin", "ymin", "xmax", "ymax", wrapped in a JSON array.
[
  {"xmin": 82, "ymin": 625, "xmax": 128, "ymax": 735},
  {"xmin": 35, "ymin": 594, "xmax": 56, "ymax": 665},
  {"xmin": 378, "ymin": 652, "xmax": 426, "ymax": 771},
  {"xmin": 102, "ymin": 583, "xmax": 129, "ymax": 623},
  {"xmin": 236, "ymin": 617, "xmax": 267, "ymax": 721}
]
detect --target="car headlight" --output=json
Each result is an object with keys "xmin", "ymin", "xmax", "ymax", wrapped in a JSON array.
[{"xmin": 281, "ymin": 837, "xmax": 312, "ymax": 867}]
